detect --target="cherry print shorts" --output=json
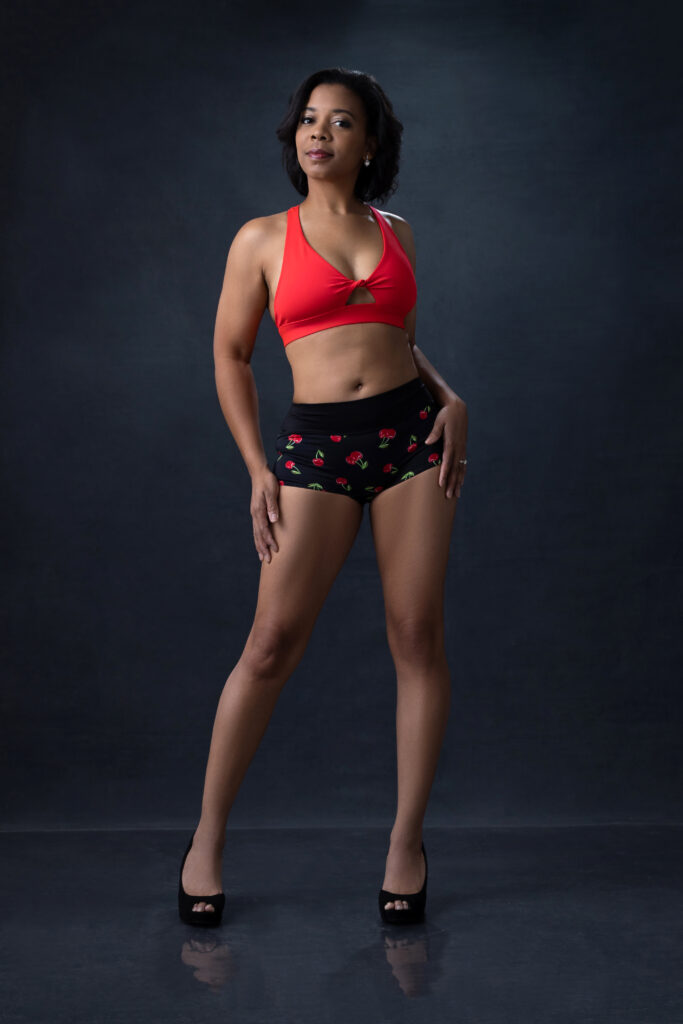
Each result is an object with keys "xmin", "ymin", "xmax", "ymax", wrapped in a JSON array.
[{"xmin": 269, "ymin": 376, "xmax": 444, "ymax": 506}]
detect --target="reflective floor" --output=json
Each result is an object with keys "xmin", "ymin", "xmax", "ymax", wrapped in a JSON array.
[{"xmin": 3, "ymin": 825, "xmax": 682, "ymax": 1022}]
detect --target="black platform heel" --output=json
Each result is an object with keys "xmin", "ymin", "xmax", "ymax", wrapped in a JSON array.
[
  {"xmin": 378, "ymin": 841, "xmax": 428, "ymax": 924},
  {"xmin": 178, "ymin": 831, "xmax": 226, "ymax": 927}
]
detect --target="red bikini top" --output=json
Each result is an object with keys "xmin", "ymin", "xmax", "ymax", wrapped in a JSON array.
[{"xmin": 273, "ymin": 203, "xmax": 417, "ymax": 347}]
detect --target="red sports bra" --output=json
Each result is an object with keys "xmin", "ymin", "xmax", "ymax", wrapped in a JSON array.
[{"xmin": 273, "ymin": 203, "xmax": 417, "ymax": 347}]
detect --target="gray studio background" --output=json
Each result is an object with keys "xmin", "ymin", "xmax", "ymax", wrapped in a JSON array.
[{"xmin": 2, "ymin": 0, "xmax": 680, "ymax": 831}]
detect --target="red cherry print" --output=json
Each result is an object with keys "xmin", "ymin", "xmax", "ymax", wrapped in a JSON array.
[
  {"xmin": 285, "ymin": 433, "xmax": 303, "ymax": 450},
  {"xmin": 428, "ymin": 452, "xmax": 440, "ymax": 464},
  {"xmin": 419, "ymin": 405, "xmax": 431, "ymax": 419},
  {"xmin": 345, "ymin": 451, "xmax": 368, "ymax": 469},
  {"xmin": 285, "ymin": 460, "xmax": 295, "ymax": 469},
  {"xmin": 374, "ymin": 486, "xmax": 383, "ymax": 492},
  {"xmin": 312, "ymin": 457, "xmax": 324, "ymax": 467},
  {"xmin": 336, "ymin": 477, "xmax": 348, "ymax": 485},
  {"xmin": 330, "ymin": 434, "xmax": 342, "ymax": 442},
  {"xmin": 378, "ymin": 427, "xmax": 396, "ymax": 449},
  {"xmin": 407, "ymin": 443, "xmax": 417, "ymax": 453},
  {"xmin": 383, "ymin": 463, "xmax": 393, "ymax": 473}
]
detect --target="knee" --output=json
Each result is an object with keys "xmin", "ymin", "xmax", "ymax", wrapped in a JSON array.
[
  {"xmin": 386, "ymin": 611, "xmax": 444, "ymax": 667},
  {"xmin": 242, "ymin": 618, "xmax": 308, "ymax": 682}
]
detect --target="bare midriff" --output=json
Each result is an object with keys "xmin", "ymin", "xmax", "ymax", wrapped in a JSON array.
[
  {"xmin": 263, "ymin": 210, "xmax": 419, "ymax": 403},
  {"xmin": 283, "ymin": 322, "xmax": 419, "ymax": 403}
]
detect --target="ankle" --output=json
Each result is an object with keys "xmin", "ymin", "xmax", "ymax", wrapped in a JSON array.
[
  {"xmin": 388, "ymin": 829, "xmax": 423, "ymax": 852},
  {"xmin": 193, "ymin": 823, "xmax": 226, "ymax": 852}
]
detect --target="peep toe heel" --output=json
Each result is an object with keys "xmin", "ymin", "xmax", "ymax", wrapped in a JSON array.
[
  {"xmin": 378, "ymin": 841, "xmax": 428, "ymax": 925},
  {"xmin": 178, "ymin": 831, "xmax": 225, "ymax": 927}
]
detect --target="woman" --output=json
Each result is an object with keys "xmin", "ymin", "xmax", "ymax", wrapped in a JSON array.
[{"xmin": 178, "ymin": 67, "xmax": 468, "ymax": 928}]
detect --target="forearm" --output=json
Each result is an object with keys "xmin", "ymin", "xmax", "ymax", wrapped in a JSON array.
[
  {"xmin": 214, "ymin": 355, "xmax": 269, "ymax": 477},
  {"xmin": 412, "ymin": 343, "xmax": 461, "ymax": 407}
]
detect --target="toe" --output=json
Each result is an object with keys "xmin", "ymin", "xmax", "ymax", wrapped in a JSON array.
[{"xmin": 193, "ymin": 901, "xmax": 214, "ymax": 912}]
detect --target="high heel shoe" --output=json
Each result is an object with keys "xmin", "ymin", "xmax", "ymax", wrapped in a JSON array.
[
  {"xmin": 378, "ymin": 841, "xmax": 428, "ymax": 924},
  {"xmin": 178, "ymin": 831, "xmax": 226, "ymax": 927}
]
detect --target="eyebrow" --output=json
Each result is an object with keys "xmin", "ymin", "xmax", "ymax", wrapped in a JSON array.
[{"xmin": 303, "ymin": 106, "xmax": 356, "ymax": 118}]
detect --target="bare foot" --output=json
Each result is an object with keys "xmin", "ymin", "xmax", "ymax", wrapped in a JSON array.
[
  {"xmin": 181, "ymin": 832, "xmax": 225, "ymax": 913},
  {"xmin": 381, "ymin": 837, "xmax": 425, "ymax": 911}
]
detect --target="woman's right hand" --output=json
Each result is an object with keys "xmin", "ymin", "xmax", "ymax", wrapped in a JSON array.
[{"xmin": 250, "ymin": 466, "xmax": 281, "ymax": 563}]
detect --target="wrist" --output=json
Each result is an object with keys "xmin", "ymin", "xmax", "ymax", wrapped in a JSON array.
[
  {"xmin": 439, "ymin": 390, "xmax": 463, "ymax": 409},
  {"xmin": 248, "ymin": 459, "xmax": 269, "ymax": 479}
]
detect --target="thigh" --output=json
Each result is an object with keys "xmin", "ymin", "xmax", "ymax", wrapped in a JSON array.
[
  {"xmin": 369, "ymin": 465, "xmax": 457, "ymax": 627},
  {"xmin": 251, "ymin": 484, "xmax": 363, "ymax": 639}
]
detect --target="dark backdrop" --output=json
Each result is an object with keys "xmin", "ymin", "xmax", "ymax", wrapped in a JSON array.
[{"xmin": 1, "ymin": 0, "xmax": 681, "ymax": 830}]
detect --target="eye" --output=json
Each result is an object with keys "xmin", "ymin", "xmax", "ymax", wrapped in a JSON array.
[{"xmin": 299, "ymin": 115, "xmax": 351, "ymax": 128}]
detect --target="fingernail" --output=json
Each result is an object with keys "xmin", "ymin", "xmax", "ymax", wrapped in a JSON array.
[{"xmin": 269, "ymin": 512, "xmax": 278, "ymax": 521}]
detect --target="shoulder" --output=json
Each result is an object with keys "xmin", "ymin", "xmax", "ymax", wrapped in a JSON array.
[
  {"xmin": 374, "ymin": 208, "xmax": 416, "ymax": 264},
  {"xmin": 230, "ymin": 209, "xmax": 288, "ymax": 251},
  {"xmin": 225, "ymin": 209, "xmax": 290, "ymax": 270}
]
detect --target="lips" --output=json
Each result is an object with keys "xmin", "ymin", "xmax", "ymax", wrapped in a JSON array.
[{"xmin": 307, "ymin": 150, "xmax": 332, "ymax": 158}]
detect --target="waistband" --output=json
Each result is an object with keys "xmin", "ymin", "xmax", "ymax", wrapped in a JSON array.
[{"xmin": 280, "ymin": 377, "xmax": 432, "ymax": 433}]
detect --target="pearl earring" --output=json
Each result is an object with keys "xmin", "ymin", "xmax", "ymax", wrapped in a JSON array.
[{"xmin": 363, "ymin": 156, "xmax": 371, "ymax": 167}]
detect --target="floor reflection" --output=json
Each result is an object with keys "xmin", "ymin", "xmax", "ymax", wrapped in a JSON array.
[
  {"xmin": 381, "ymin": 929, "xmax": 430, "ymax": 997},
  {"xmin": 179, "ymin": 935, "xmax": 237, "ymax": 992}
]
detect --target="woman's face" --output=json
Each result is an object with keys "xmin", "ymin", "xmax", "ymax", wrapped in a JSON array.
[{"xmin": 295, "ymin": 82, "xmax": 376, "ymax": 185}]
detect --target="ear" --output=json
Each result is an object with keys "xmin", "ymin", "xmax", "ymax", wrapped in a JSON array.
[{"xmin": 366, "ymin": 135, "xmax": 378, "ymax": 159}]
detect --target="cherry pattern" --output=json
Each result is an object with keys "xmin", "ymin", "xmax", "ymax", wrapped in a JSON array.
[{"xmin": 271, "ymin": 398, "xmax": 443, "ymax": 505}]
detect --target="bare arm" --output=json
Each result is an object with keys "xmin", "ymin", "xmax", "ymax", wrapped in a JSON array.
[
  {"xmin": 213, "ymin": 218, "xmax": 271, "ymax": 475},
  {"xmin": 389, "ymin": 213, "xmax": 468, "ymax": 499},
  {"xmin": 213, "ymin": 217, "xmax": 281, "ymax": 560}
]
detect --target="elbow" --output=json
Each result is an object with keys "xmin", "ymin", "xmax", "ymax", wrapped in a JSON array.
[{"xmin": 214, "ymin": 342, "xmax": 252, "ymax": 369}]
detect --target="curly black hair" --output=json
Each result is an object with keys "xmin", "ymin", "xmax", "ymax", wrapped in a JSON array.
[{"xmin": 275, "ymin": 67, "xmax": 404, "ymax": 205}]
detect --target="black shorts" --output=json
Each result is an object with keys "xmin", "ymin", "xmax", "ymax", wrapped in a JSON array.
[{"xmin": 269, "ymin": 376, "xmax": 444, "ymax": 506}]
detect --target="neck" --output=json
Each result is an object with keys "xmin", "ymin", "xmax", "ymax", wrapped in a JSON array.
[{"xmin": 299, "ymin": 181, "xmax": 368, "ymax": 216}]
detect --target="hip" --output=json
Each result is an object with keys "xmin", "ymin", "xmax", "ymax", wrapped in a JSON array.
[{"xmin": 269, "ymin": 377, "xmax": 445, "ymax": 505}]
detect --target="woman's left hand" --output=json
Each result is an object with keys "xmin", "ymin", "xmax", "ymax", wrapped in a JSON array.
[{"xmin": 424, "ymin": 396, "xmax": 468, "ymax": 499}]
